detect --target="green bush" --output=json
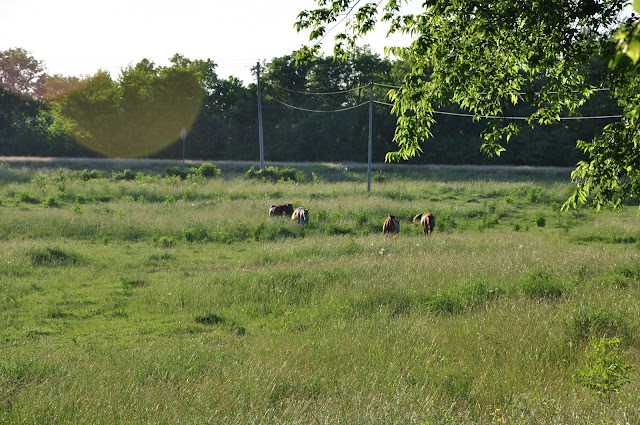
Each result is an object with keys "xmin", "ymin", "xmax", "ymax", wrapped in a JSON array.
[
  {"xmin": 426, "ymin": 279, "xmax": 501, "ymax": 315},
  {"xmin": 185, "ymin": 225, "xmax": 210, "ymax": 243},
  {"xmin": 197, "ymin": 163, "xmax": 221, "ymax": 178},
  {"xmin": 111, "ymin": 169, "xmax": 136, "ymax": 181},
  {"xmin": 568, "ymin": 307, "xmax": 634, "ymax": 344},
  {"xmin": 43, "ymin": 196, "xmax": 60, "ymax": 208},
  {"xmin": 576, "ymin": 337, "xmax": 632, "ymax": 399},
  {"xmin": 28, "ymin": 247, "xmax": 79, "ymax": 267},
  {"xmin": 16, "ymin": 191, "xmax": 39, "ymax": 204},
  {"xmin": 520, "ymin": 269, "xmax": 565, "ymax": 300},
  {"xmin": 354, "ymin": 212, "xmax": 369, "ymax": 226},
  {"xmin": 73, "ymin": 169, "xmax": 106, "ymax": 181},
  {"xmin": 245, "ymin": 166, "xmax": 306, "ymax": 183}
]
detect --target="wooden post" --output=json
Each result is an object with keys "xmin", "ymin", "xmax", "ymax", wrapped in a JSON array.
[
  {"xmin": 367, "ymin": 82, "xmax": 373, "ymax": 193},
  {"xmin": 256, "ymin": 62, "xmax": 265, "ymax": 170}
]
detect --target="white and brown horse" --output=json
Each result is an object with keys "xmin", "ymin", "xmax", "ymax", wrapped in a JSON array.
[
  {"xmin": 412, "ymin": 212, "xmax": 435, "ymax": 236},
  {"xmin": 292, "ymin": 207, "xmax": 309, "ymax": 225}
]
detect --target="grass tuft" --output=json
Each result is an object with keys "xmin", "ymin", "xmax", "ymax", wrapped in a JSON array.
[{"xmin": 27, "ymin": 246, "xmax": 79, "ymax": 267}]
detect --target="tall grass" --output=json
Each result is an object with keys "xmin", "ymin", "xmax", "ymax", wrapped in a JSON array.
[{"xmin": 1, "ymin": 160, "xmax": 639, "ymax": 424}]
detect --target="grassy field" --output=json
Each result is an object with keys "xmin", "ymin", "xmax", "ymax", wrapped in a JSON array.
[{"xmin": 1, "ymin": 157, "xmax": 639, "ymax": 424}]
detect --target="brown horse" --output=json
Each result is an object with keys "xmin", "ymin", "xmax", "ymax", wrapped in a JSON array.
[
  {"xmin": 382, "ymin": 215, "xmax": 400, "ymax": 234},
  {"xmin": 269, "ymin": 203, "xmax": 294, "ymax": 217},
  {"xmin": 412, "ymin": 212, "xmax": 435, "ymax": 236}
]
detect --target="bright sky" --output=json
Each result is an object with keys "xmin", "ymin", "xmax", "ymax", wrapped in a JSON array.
[{"xmin": 1, "ymin": 0, "xmax": 415, "ymax": 84}]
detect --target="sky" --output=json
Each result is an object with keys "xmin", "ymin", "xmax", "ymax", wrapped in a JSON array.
[{"xmin": 1, "ymin": 0, "xmax": 416, "ymax": 84}]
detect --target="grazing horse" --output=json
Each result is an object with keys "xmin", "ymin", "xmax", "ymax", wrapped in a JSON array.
[
  {"xmin": 382, "ymin": 215, "xmax": 400, "ymax": 234},
  {"xmin": 269, "ymin": 203, "xmax": 294, "ymax": 217},
  {"xmin": 292, "ymin": 207, "xmax": 309, "ymax": 225},
  {"xmin": 413, "ymin": 212, "xmax": 435, "ymax": 236}
]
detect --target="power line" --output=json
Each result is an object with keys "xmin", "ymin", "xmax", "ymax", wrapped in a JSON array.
[
  {"xmin": 373, "ymin": 82, "xmax": 612, "ymax": 95},
  {"xmin": 373, "ymin": 100, "xmax": 623, "ymax": 120},
  {"xmin": 266, "ymin": 83, "xmax": 365, "ymax": 95},
  {"xmin": 270, "ymin": 97, "xmax": 368, "ymax": 113}
]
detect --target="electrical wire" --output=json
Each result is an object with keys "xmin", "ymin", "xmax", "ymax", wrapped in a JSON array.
[
  {"xmin": 373, "ymin": 100, "xmax": 623, "ymax": 120},
  {"xmin": 270, "ymin": 97, "xmax": 368, "ymax": 113},
  {"xmin": 373, "ymin": 82, "xmax": 612, "ymax": 95},
  {"xmin": 266, "ymin": 83, "xmax": 365, "ymax": 95}
]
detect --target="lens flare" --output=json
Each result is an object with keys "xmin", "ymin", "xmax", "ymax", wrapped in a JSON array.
[{"xmin": 52, "ymin": 68, "xmax": 205, "ymax": 158}]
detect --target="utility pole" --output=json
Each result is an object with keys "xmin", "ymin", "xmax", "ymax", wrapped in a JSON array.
[
  {"xmin": 256, "ymin": 62, "xmax": 265, "ymax": 170},
  {"xmin": 367, "ymin": 82, "xmax": 373, "ymax": 193},
  {"xmin": 180, "ymin": 128, "xmax": 188, "ymax": 164}
]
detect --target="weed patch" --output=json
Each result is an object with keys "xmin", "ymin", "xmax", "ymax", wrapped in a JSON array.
[
  {"xmin": 567, "ymin": 307, "xmax": 635, "ymax": 345},
  {"xmin": 28, "ymin": 247, "xmax": 79, "ymax": 267},
  {"xmin": 426, "ymin": 279, "xmax": 501, "ymax": 315},
  {"xmin": 520, "ymin": 269, "xmax": 565, "ymax": 300},
  {"xmin": 245, "ymin": 166, "xmax": 305, "ymax": 183},
  {"xmin": 195, "ymin": 313, "xmax": 246, "ymax": 335},
  {"xmin": 121, "ymin": 277, "xmax": 146, "ymax": 290}
]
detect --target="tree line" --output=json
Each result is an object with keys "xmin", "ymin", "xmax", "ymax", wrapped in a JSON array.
[{"xmin": 0, "ymin": 46, "xmax": 619, "ymax": 166}]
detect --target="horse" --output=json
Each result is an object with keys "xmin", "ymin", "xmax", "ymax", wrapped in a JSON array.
[
  {"xmin": 412, "ymin": 212, "xmax": 435, "ymax": 236},
  {"xmin": 292, "ymin": 207, "xmax": 309, "ymax": 225},
  {"xmin": 382, "ymin": 215, "xmax": 400, "ymax": 234},
  {"xmin": 269, "ymin": 203, "xmax": 294, "ymax": 217}
]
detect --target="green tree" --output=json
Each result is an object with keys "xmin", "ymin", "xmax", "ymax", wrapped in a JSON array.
[
  {"xmin": 52, "ymin": 70, "xmax": 122, "ymax": 156},
  {"xmin": 0, "ymin": 48, "xmax": 51, "ymax": 155},
  {"xmin": 295, "ymin": 0, "xmax": 640, "ymax": 209},
  {"xmin": 52, "ymin": 57, "xmax": 205, "ymax": 158}
]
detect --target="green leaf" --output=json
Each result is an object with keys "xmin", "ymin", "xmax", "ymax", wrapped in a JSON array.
[
  {"xmin": 626, "ymin": 40, "xmax": 640, "ymax": 64},
  {"xmin": 634, "ymin": 0, "xmax": 640, "ymax": 13}
]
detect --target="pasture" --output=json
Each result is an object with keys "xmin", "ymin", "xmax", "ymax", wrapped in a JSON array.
[{"xmin": 1, "ymin": 157, "xmax": 639, "ymax": 424}]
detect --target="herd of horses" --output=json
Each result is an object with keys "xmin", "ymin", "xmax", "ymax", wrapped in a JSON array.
[{"xmin": 268, "ymin": 203, "xmax": 435, "ymax": 236}]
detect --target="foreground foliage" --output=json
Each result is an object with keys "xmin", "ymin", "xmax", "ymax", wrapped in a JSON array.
[{"xmin": 296, "ymin": 0, "xmax": 640, "ymax": 210}]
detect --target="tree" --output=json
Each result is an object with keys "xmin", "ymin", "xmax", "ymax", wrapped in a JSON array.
[
  {"xmin": 0, "ymin": 48, "xmax": 46, "ymax": 136},
  {"xmin": 52, "ymin": 57, "xmax": 206, "ymax": 158},
  {"xmin": 295, "ymin": 0, "xmax": 640, "ymax": 209},
  {"xmin": 0, "ymin": 48, "xmax": 50, "ymax": 154}
]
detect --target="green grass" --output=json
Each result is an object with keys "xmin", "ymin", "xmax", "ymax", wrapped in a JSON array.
[{"xmin": 1, "ymin": 158, "xmax": 639, "ymax": 424}]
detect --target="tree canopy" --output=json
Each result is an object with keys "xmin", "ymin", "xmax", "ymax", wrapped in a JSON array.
[{"xmin": 295, "ymin": 0, "xmax": 640, "ymax": 210}]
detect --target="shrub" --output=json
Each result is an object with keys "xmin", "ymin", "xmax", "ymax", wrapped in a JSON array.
[
  {"xmin": 324, "ymin": 224, "xmax": 354, "ymax": 236},
  {"xmin": 74, "ymin": 169, "xmax": 105, "ymax": 181},
  {"xmin": 195, "ymin": 313, "xmax": 246, "ymax": 335},
  {"xmin": 576, "ymin": 337, "xmax": 632, "ymax": 399},
  {"xmin": 315, "ymin": 209, "xmax": 328, "ymax": 221},
  {"xmin": 43, "ymin": 195, "xmax": 60, "ymax": 208},
  {"xmin": 568, "ymin": 307, "xmax": 634, "ymax": 344},
  {"xmin": 195, "ymin": 313, "xmax": 225, "ymax": 325},
  {"xmin": 16, "ymin": 191, "xmax": 39, "ymax": 204},
  {"xmin": 527, "ymin": 187, "xmax": 545, "ymax": 203},
  {"xmin": 373, "ymin": 171, "xmax": 386, "ymax": 182},
  {"xmin": 111, "ymin": 169, "xmax": 136, "ymax": 181},
  {"xmin": 435, "ymin": 211, "xmax": 455, "ymax": 232},
  {"xmin": 28, "ymin": 247, "xmax": 78, "ymax": 267},
  {"xmin": 121, "ymin": 277, "xmax": 146, "ymax": 290},
  {"xmin": 197, "ymin": 163, "xmax": 221, "ymax": 178},
  {"xmin": 520, "ymin": 269, "xmax": 564, "ymax": 300},
  {"xmin": 535, "ymin": 214, "xmax": 546, "ymax": 227},
  {"xmin": 154, "ymin": 236, "xmax": 177, "ymax": 248},
  {"xmin": 246, "ymin": 166, "xmax": 306, "ymax": 183},
  {"xmin": 354, "ymin": 212, "xmax": 369, "ymax": 226},
  {"xmin": 185, "ymin": 225, "xmax": 210, "ymax": 243},
  {"xmin": 165, "ymin": 166, "xmax": 187, "ymax": 179},
  {"xmin": 426, "ymin": 279, "xmax": 501, "ymax": 315}
]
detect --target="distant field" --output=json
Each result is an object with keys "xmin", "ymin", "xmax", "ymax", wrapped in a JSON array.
[{"xmin": 1, "ymin": 157, "xmax": 638, "ymax": 424}]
